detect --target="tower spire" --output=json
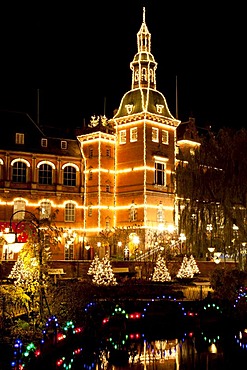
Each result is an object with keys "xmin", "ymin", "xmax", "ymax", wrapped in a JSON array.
[{"xmin": 143, "ymin": 6, "xmax": 145, "ymax": 23}]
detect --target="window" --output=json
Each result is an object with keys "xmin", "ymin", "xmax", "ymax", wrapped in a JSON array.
[
  {"xmin": 152, "ymin": 127, "xmax": 159, "ymax": 142},
  {"xmin": 141, "ymin": 67, "xmax": 147, "ymax": 81},
  {"xmin": 41, "ymin": 138, "xmax": 47, "ymax": 147},
  {"xmin": 89, "ymin": 147, "xmax": 93, "ymax": 158},
  {"xmin": 130, "ymin": 127, "xmax": 138, "ymax": 142},
  {"xmin": 106, "ymin": 147, "xmax": 111, "ymax": 157},
  {"xmin": 39, "ymin": 200, "xmax": 51, "ymax": 219},
  {"xmin": 38, "ymin": 163, "xmax": 53, "ymax": 184},
  {"xmin": 63, "ymin": 166, "xmax": 76, "ymax": 186},
  {"xmin": 65, "ymin": 202, "xmax": 75, "ymax": 222},
  {"xmin": 119, "ymin": 130, "xmax": 127, "ymax": 144},
  {"xmin": 162, "ymin": 130, "xmax": 169, "ymax": 145},
  {"xmin": 61, "ymin": 141, "xmax": 67, "ymax": 150},
  {"xmin": 157, "ymin": 202, "xmax": 164, "ymax": 223},
  {"xmin": 106, "ymin": 184, "xmax": 110, "ymax": 192},
  {"xmin": 88, "ymin": 170, "xmax": 93, "ymax": 180},
  {"xmin": 12, "ymin": 161, "xmax": 27, "ymax": 183},
  {"xmin": 64, "ymin": 239, "xmax": 74, "ymax": 260},
  {"xmin": 190, "ymin": 148, "xmax": 195, "ymax": 156},
  {"xmin": 126, "ymin": 104, "xmax": 133, "ymax": 114},
  {"xmin": 13, "ymin": 199, "xmax": 26, "ymax": 220},
  {"xmin": 15, "ymin": 133, "xmax": 24, "ymax": 144},
  {"xmin": 155, "ymin": 161, "xmax": 166, "ymax": 186},
  {"xmin": 105, "ymin": 217, "xmax": 110, "ymax": 230},
  {"xmin": 88, "ymin": 205, "xmax": 92, "ymax": 217},
  {"xmin": 156, "ymin": 105, "xmax": 164, "ymax": 114},
  {"xmin": 129, "ymin": 201, "xmax": 137, "ymax": 222}
]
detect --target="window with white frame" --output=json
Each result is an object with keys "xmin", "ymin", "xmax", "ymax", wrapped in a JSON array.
[
  {"xmin": 65, "ymin": 202, "xmax": 75, "ymax": 222},
  {"xmin": 126, "ymin": 104, "xmax": 133, "ymax": 114},
  {"xmin": 119, "ymin": 130, "xmax": 127, "ymax": 144},
  {"xmin": 41, "ymin": 138, "xmax": 47, "ymax": 147},
  {"xmin": 130, "ymin": 127, "xmax": 138, "ymax": 142},
  {"xmin": 155, "ymin": 161, "xmax": 166, "ymax": 186},
  {"xmin": 156, "ymin": 104, "xmax": 164, "ymax": 114},
  {"xmin": 162, "ymin": 130, "xmax": 169, "ymax": 145},
  {"xmin": 152, "ymin": 127, "xmax": 159, "ymax": 142},
  {"xmin": 13, "ymin": 199, "xmax": 26, "ymax": 220},
  {"xmin": 61, "ymin": 141, "xmax": 67, "ymax": 150},
  {"xmin": 39, "ymin": 200, "xmax": 51, "ymax": 219},
  {"xmin": 15, "ymin": 133, "xmax": 24, "ymax": 145}
]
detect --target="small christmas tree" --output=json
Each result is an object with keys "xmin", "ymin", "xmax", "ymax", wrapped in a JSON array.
[
  {"xmin": 8, "ymin": 254, "xmax": 40, "ymax": 294},
  {"xmin": 176, "ymin": 255, "xmax": 194, "ymax": 279},
  {"xmin": 91, "ymin": 252, "xmax": 118, "ymax": 286},
  {"xmin": 189, "ymin": 254, "xmax": 200, "ymax": 275},
  {"xmin": 151, "ymin": 254, "xmax": 171, "ymax": 282},
  {"xmin": 87, "ymin": 254, "xmax": 101, "ymax": 275}
]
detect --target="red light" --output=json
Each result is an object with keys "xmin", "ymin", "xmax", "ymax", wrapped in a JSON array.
[
  {"xmin": 102, "ymin": 318, "xmax": 109, "ymax": 324},
  {"xmin": 34, "ymin": 349, "xmax": 41, "ymax": 357},
  {"xmin": 129, "ymin": 312, "xmax": 141, "ymax": 319},
  {"xmin": 56, "ymin": 358, "xmax": 64, "ymax": 366}
]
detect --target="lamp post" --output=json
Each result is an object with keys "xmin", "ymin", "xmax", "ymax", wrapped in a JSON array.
[
  {"xmin": 179, "ymin": 233, "xmax": 186, "ymax": 255},
  {"xmin": 85, "ymin": 244, "xmax": 91, "ymax": 260},
  {"xmin": 3, "ymin": 210, "xmax": 60, "ymax": 324}
]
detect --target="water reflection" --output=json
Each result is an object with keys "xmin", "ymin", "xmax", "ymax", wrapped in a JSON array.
[{"xmin": 18, "ymin": 298, "xmax": 247, "ymax": 369}]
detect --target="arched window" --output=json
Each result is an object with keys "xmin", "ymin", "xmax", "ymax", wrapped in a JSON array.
[
  {"xmin": 12, "ymin": 161, "xmax": 27, "ymax": 183},
  {"xmin": 63, "ymin": 166, "xmax": 76, "ymax": 186},
  {"xmin": 39, "ymin": 200, "xmax": 51, "ymax": 219},
  {"xmin": 38, "ymin": 163, "xmax": 53, "ymax": 185},
  {"xmin": 13, "ymin": 199, "xmax": 26, "ymax": 220}
]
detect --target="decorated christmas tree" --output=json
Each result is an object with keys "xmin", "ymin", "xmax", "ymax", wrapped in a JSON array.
[
  {"xmin": 87, "ymin": 254, "xmax": 101, "ymax": 275},
  {"xmin": 91, "ymin": 252, "xmax": 118, "ymax": 286},
  {"xmin": 189, "ymin": 254, "xmax": 200, "ymax": 275},
  {"xmin": 151, "ymin": 254, "xmax": 171, "ymax": 282},
  {"xmin": 176, "ymin": 255, "xmax": 194, "ymax": 279},
  {"xmin": 8, "ymin": 250, "xmax": 40, "ymax": 294}
]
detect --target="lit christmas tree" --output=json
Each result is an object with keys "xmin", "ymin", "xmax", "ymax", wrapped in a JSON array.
[
  {"xmin": 87, "ymin": 254, "xmax": 101, "ymax": 275},
  {"xmin": 151, "ymin": 254, "xmax": 171, "ymax": 282},
  {"xmin": 8, "ymin": 249, "xmax": 40, "ymax": 295},
  {"xmin": 189, "ymin": 254, "xmax": 200, "ymax": 275},
  {"xmin": 91, "ymin": 252, "xmax": 117, "ymax": 286},
  {"xmin": 176, "ymin": 255, "xmax": 194, "ymax": 279}
]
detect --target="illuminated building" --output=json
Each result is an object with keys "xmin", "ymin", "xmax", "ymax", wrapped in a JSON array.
[{"xmin": 0, "ymin": 8, "xmax": 199, "ymax": 260}]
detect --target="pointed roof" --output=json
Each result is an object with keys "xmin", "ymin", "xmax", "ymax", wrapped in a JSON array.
[{"xmin": 113, "ymin": 7, "xmax": 180, "ymax": 126}]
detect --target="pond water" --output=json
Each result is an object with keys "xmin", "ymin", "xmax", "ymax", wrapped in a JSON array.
[{"xmin": 9, "ymin": 298, "xmax": 247, "ymax": 370}]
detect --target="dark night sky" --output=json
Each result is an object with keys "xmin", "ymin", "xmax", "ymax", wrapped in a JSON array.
[{"xmin": 0, "ymin": 1, "xmax": 246, "ymax": 132}]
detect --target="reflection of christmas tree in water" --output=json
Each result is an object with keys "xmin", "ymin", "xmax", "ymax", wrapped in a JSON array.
[
  {"xmin": 189, "ymin": 254, "xmax": 200, "ymax": 275},
  {"xmin": 89, "ymin": 252, "xmax": 118, "ymax": 286},
  {"xmin": 176, "ymin": 255, "xmax": 194, "ymax": 279},
  {"xmin": 151, "ymin": 254, "xmax": 171, "ymax": 282}
]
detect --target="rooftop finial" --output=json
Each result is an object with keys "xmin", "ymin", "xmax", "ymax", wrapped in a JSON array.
[{"xmin": 143, "ymin": 7, "xmax": 145, "ymax": 23}]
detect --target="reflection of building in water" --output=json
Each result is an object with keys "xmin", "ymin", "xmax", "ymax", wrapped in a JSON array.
[{"xmin": 133, "ymin": 338, "xmax": 180, "ymax": 368}]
